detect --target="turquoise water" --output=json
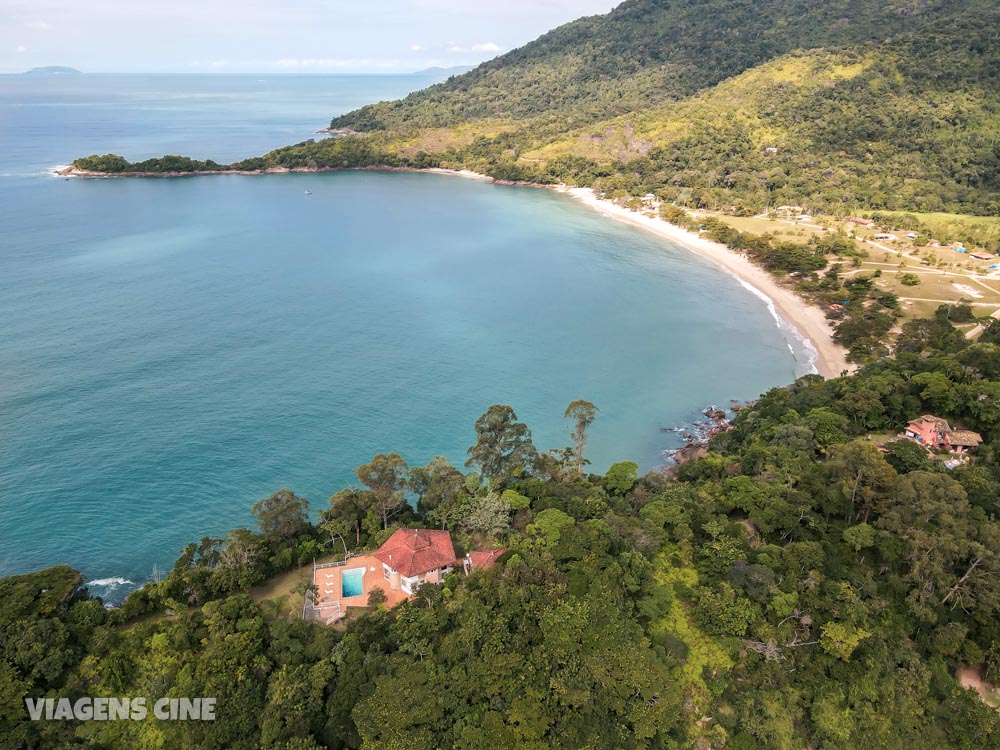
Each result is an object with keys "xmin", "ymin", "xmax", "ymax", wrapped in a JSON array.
[
  {"xmin": 342, "ymin": 568, "xmax": 365, "ymax": 598},
  {"xmin": 0, "ymin": 75, "xmax": 810, "ymax": 599}
]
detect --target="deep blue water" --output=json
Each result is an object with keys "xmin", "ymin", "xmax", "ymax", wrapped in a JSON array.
[{"xmin": 0, "ymin": 74, "xmax": 810, "ymax": 599}]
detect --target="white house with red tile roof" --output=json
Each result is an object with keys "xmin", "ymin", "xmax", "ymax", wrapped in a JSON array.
[{"xmin": 374, "ymin": 529, "xmax": 457, "ymax": 595}]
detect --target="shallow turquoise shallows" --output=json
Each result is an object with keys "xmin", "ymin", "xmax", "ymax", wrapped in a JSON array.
[{"xmin": 0, "ymin": 74, "xmax": 810, "ymax": 600}]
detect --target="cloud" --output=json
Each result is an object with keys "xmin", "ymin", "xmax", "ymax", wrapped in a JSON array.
[
  {"xmin": 272, "ymin": 57, "xmax": 405, "ymax": 70},
  {"xmin": 0, "ymin": 1, "xmax": 617, "ymax": 73},
  {"xmin": 446, "ymin": 41, "xmax": 503, "ymax": 54}
]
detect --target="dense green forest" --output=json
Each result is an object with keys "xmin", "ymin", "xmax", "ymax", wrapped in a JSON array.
[
  {"xmin": 74, "ymin": 0, "xmax": 1000, "ymax": 215},
  {"xmin": 4, "ymin": 312, "xmax": 1000, "ymax": 749}
]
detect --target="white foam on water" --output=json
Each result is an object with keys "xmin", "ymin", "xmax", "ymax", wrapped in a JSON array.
[
  {"xmin": 1, "ymin": 169, "xmax": 60, "ymax": 178},
  {"xmin": 87, "ymin": 576, "xmax": 133, "ymax": 588},
  {"xmin": 734, "ymin": 277, "xmax": 819, "ymax": 375}
]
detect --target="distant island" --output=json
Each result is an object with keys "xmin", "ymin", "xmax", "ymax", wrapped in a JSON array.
[
  {"xmin": 22, "ymin": 66, "xmax": 81, "ymax": 76},
  {"xmin": 413, "ymin": 65, "xmax": 474, "ymax": 77}
]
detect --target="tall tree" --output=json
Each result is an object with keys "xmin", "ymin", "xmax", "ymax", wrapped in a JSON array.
[
  {"xmin": 458, "ymin": 493, "xmax": 513, "ymax": 538},
  {"xmin": 324, "ymin": 487, "xmax": 370, "ymax": 547},
  {"xmin": 251, "ymin": 489, "xmax": 310, "ymax": 544},
  {"xmin": 410, "ymin": 456, "xmax": 466, "ymax": 527},
  {"xmin": 826, "ymin": 441, "xmax": 896, "ymax": 524},
  {"xmin": 877, "ymin": 471, "xmax": 1000, "ymax": 620},
  {"xmin": 465, "ymin": 405, "xmax": 536, "ymax": 485},
  {"xmin": 564, "ymin": 399, "xmax": 598, "ymax": 476},
  {"xmin": 356, "ymin": 452, "xmax": 410, "ymax": 529}
]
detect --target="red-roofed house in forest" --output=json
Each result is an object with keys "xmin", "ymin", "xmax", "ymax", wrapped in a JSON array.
[
  {"xmin": 464, "ymin": 548, "xmax": 506, "ymax": 574},
  {"xmin": 903, "ymin": 415, "xmax": 983, "ymax": 455},
  {"xmin": 374, "ymin": 529, "xmax": 457, "ymax": 595}
]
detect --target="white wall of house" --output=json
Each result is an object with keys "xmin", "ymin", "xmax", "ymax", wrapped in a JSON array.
[{"xmin": 382, "ymin": 565, "xmax": 454, "ymax": 595}]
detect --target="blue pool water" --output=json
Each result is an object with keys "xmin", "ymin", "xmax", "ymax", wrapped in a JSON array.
[
  {"xmin": 0, "ymin": 74, "xmax": 811, "ymax": 600},
  {"xmin": 342, "ymin": 568, "xmax": 365, "ymax": 598}
]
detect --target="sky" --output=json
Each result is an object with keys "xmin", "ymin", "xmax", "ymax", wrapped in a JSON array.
[{"xmin": 1, "ymin": 0, "xmax": 622, "ymax": 74}]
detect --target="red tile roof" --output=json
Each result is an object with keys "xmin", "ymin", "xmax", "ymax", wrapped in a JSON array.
[
  {"xmin": 468, "ymin": 548, "xmax": 506, "ymax": 571},
  {"xmin": 950, "ymin": 430, "xmax": 983, "ymax": 447},
  {"xmin": 374, "ymin": 529, "xmax": 457, "ymax": 578}
]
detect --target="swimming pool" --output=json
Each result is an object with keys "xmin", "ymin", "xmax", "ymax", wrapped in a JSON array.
[{"xmin": 342, "ymin": 568, "xmax": 365, "ymax": 598}]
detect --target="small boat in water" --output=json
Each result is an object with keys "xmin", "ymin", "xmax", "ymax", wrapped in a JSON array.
[{"xmin": 304, "ymin": 190, "xmax": 312, "ymax": 195}]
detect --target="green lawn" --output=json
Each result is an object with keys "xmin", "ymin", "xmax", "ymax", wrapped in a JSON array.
[
  {"xmin": 249, "ymin": 553, "xmax": 344, "ymax": 619},
  {"xmin": 705, "ymin": 212, "xmax": 829, "ymax": 242},
  {"xmin": 908, "ymin": 212, "xmax": 1000, "ymax": 251}
]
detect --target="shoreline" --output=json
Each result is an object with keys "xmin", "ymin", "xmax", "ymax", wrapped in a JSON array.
[
  {"xmin": 52, "ymin": 164, "xmax": 494, "ymax": 180},
  {"xmin": 55, "ymin": 162, "xmax": 849, "ymax": 378},
  {"xmin": 556, "ymin": 187, "xmax": 851, "ymax": 380}
]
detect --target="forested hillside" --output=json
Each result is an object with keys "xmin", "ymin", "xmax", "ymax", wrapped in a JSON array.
[
  {"xmin": 4, "ymin": 311, "xmax": 1000, "ymax": 749},
  {"xmin": 75, "ymin": 0, "xmax": 999, "ymax": 215},
  {"xmin": 321, "ymin": 0, "xmax": 1000, "ymax": 215},
  {"xmin": 330, "ymin": 0, "xmax": 965, "ymax": 132}
]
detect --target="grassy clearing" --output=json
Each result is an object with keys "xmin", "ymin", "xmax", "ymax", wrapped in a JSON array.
[
  {"xmin": 895, "ymin": 212, "xmax": 1000, "ymax": 251},
  {"xmin": 874, "ymin": 271, "xmax": 1000, "ymax": 303},
  {"xmin": 681, "ymin": 209, "xmax": 1000, "ymax": 333},
  {"xmin": 249, "ymin": 553, "xmax": 344, "ymax": 619},
  {"xmin": 704, "ymin": 212, "xmax": 829, "ymax": 242},
  {"xmin": 386, "ymin": 120, "xmax": 520, "ymax": 159}
]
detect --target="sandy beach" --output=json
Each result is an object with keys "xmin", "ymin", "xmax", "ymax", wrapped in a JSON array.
[{"xmin": 560, "ymin": 187, "xmax": 852, "ymax": 379}]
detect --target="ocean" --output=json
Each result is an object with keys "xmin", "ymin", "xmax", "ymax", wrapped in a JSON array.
[{"xmin": 0, "ymin": 74, "xmax": 812, "ymax": 599}]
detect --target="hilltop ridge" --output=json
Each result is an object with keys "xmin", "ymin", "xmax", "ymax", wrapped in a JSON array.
[{"xmin": 72, "ymin": 0, "xmax": 999, "ymax": 216}]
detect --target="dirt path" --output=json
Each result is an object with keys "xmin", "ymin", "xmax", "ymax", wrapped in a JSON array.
[{"xmin": 957, "ymin": 667, "xmax": 1000, "ymax": 709}]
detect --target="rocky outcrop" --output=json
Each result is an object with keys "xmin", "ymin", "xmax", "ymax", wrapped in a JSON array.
[{"xmin": 663, "ymin": 404, "xmax": 739, "ymax": 475}]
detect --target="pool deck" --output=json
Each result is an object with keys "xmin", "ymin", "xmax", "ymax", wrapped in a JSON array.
[{"xmin": 312, "ymin": 554, "xmax": 411, "ymax": 623}]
